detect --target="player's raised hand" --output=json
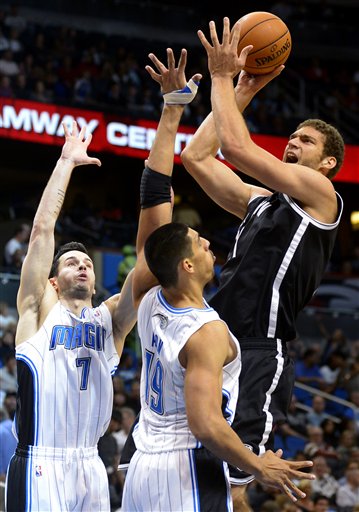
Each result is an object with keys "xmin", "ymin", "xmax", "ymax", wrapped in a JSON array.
[
  {"xmin": 146, "ymin": 48, "xmax": 202, "ymax": 95},
  {"xmin": 255, "ymin": 449, "xmax": 315, "ymax": 503},
  {"xmin": 60, "ymin": 121, "xmax": 101, "ymax": 167},
  {"xmin": 198, "ymin": 17, "xmax": 253, "ymax": 79}
]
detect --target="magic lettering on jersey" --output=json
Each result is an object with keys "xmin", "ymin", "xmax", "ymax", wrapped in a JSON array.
[{"xmin": 49, "ymin": 323, "xmax": 106, "ymax": 351}]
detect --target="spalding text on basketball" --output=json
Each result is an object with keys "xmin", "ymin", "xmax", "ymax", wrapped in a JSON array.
[{"xmin": 255, "ymin": 38, "xmax": 291, "ymax": 67}]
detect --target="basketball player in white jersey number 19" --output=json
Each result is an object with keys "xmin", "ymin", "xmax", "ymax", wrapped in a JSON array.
[
  {"xmin": 5, "ymin": 122, "xmax": 137, "ymax": 512},
  {"xmin": 119, "ymin": 47, "xmax": 315, "ymax": 512}
]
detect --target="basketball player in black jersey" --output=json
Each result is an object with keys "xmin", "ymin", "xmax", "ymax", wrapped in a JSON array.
[{"xmin": 181, "ymin": 17, "xmax": 345, "ymax": 511}]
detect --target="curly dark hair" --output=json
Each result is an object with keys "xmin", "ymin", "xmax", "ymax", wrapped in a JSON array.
[{"xmin": 296, "ymin": 119, "xmax": 345, "ymax": 179}]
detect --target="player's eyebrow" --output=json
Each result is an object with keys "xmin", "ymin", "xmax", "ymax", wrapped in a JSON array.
[{"xmin": 64, "ymin": 255, "xmax": 93, "ymax": 264}]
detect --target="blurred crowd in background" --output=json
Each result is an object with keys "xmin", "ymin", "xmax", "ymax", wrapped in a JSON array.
[{"xmin": 1, "ymin": 1, "xmax": 359, "ymax": 511}]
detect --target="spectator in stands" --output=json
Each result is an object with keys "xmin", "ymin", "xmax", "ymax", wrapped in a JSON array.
[
  {"xmin": 29, "ymin": 79, "xmax": 52, "ymax": 103},
  {"xmin": 0, "ymin": 350, "xmax": 17, "ymax": 393},
  {"xmin": 0, "ymin": 49, "xmax": 20, "ymax": 77},
  {"xmin": 304, "ymin": 426, "xmax": 338, "ymax": 462},
  {"xmin": 3, "ymin": 222, "xmax": 31, "ymax": 271},
  {"xmin": 319, "ymin": 326, "xmax": 350, "ymax": 365},
  {"xmin": 0, "ymin": 75, "xmax": 14, "ymax": 97},
  {"xmin": 312, "ymin": 494, "xmax": 332, "ymax": 512},
  {"xmin": 291, "ymin": 479, "xmax": 314, "ymax": 511},
  {"xmin": 343, "ymin": 356, "xmax": 359, "ymax": 396},
  {"xmin": 306, "ymin": 395, "xmax": 329, "ymax": 428},
  {"xmin": 295, "ymin": 348, "xmax": 327, "ymax": 406},
  {"xmin": 0, "ymin": 391, "xmax": 17, "ymax": 481},
  {"xmin": 172, "ymin": 193, "xmax": 202, "ymax": 230},
  {"xmin": 336, "ymin": 430, "xmax": 358, "ymax": 474},
  {"xmin": 0, "ymin": 301, "xmax": 17, "ymax": 337},
  {"xmin": 4, "ymin": 3, "xmax": 27, "ymax": 33},
  {"xmin": 98, "ymin": 408, "xmax": 123, "ymax": 511},
  {"xmin": 276, "ymin": 394, "xmax": 308, "ymax": 450},
  {"xmin": 320, "ymin": 350, "xmax": 347, "ymax": 390},
  {"xmin": 116, "ymin": 348, "xmax": 138, "ymax": 391},
  {"xmin": 310, "ymin": 456, "xmax": 339, "ymax": 503},
  {"xmin": 7, "ymin": 27, "xmax": 22, "ymax": 53},
  {"xmin": 0, "ymin": 329, "xmax": 16, "ymax": 367},
  {"xmin": 336, "ymin": 461, "xmax": 359, "ymax": 511},
  {"xmin": 124, "ymin": 379, "xmax": 141, "ymax": 415},
  {"xmin": 343, "ymin": 390, "xmax": 359, "ymax": 435},
  {"xmin": 113, "ymin": 406, "xmax": 136, "ymax": 456},
  {"xmin": 73, "ymin": 70, "xmax": 94, "ymax": 105},
  {"xmin": 320, "ymin": 418, "xmax": 340, "ymax": 449},
  {"xmin": 117, "ymin": 245, "xmax": 137, "ymax": 291}
]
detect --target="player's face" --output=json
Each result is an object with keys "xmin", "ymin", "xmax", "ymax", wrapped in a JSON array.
[
  {"xmin": 283, "ymin": 126, "xmax": 327, "ymax": 170},
  {"xmin": 55, "ymin": 250, "xmax": 96, "ymax": 299},
  {"xmin": 187, "ymin": 228, "xmax": 216, "ymax": 283}
]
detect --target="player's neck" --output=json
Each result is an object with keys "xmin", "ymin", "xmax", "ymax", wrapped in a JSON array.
[
  {"xmin": 60, "ymin": 297, "xmax": 93, "ymax": 315},
  {"xmin": 161, "ymin": 284, "xmax": 206, "ymax": 310}
]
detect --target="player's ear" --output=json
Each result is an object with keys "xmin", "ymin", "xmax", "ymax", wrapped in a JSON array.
[
  {"xmin": 49, "ymin": 277, "xmax": 58, "ymax": 291},
  {"xmin": 320, "ymin": 155, "xmax": 336, "ymax": 175},
  {"xmin": 182, "ymin": 258, "xmax": 194, "ymax": 274}
]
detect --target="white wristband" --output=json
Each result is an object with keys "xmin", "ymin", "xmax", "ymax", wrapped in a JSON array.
[{"xmin": 163, "ymin": 79, "xmax": 200, "ymax": 105}]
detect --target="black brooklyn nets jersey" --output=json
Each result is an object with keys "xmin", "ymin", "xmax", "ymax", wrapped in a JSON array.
[{"xmin": 209, "ymin": 192, "xmax": 343, "ymax": 342}]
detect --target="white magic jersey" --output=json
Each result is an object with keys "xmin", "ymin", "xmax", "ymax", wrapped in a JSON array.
[
  {"xmin": 133, "ymin": 286, "xmax": 241, "ymax": 453},
  {"xmin": 15, "ymin": 301, "xmax": 119, "ymax": 449}
]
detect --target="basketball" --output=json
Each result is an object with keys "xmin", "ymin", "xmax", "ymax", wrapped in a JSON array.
[{"xmin": 237, "ymin": 11, "xmax": 292, "ymax": 75}]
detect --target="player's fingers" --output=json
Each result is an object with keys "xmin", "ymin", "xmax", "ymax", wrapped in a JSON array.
[
  {"xmin": 89, "ymin": 157, "xmax": 101, "ymax": 167},
  {"xmin": 166, "ymin": 48, "xmax": 175, "ymax": 69},
  {"xmin": 177, "ymin": 48, "xmax": 187, "ymax": 74},
  {"xmin": 222, "ymin": 17, "xmax": 231, "ymax": 45},
  {"xmin": 148, "ymin": 52, "xmax": 166, "ymax": 74},
  {"xmin": 197, "ymin": 29, "xmax": 211, "ymax": 51},
  {"xmin": 79, "ymin": 125, "xmax": 86, "ymax": 140},
  {"xmin": 84, "ymin": 132, "xmax": 92, "ymax": 147},
  {"xmin": 62, "ymin": 122, "xmax": 70, "ymax": 137},
  {"xmin": 191, "ymin": 73, "xmax": 202, "ymax": 83},
  {"xmin": 145, "ymin": 65, "xmax": 161, "ymax": 83},
  {"xmin": 290, "ymin": 460, "xmax": 314, "ymax": 470},
  {"xmin": 72, "ymin": 120, "xmax": 79, "ymax": 137},
  {"xmin": 209, "ymin": 20, "xmax": 219, "ymax": 46},
  {"xmin": 239, "ymin": 44, "xmax": 254, "ymax": 64},
  {"xmin": 283, "ymin": 477, "xmax": 307, "ymax": 501},
  {"xmin": 230, "ymin": 19, "xmax": 242, "ymax": 43}
]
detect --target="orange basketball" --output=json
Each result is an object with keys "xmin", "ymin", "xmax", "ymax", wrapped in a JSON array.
[{"xmin": 237, "ymin": 11, "xmax": 292, "ymax": 75}]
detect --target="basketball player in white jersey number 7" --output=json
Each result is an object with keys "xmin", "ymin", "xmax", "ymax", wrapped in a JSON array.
[
  {"xmin": 120, "ymin": 47, "xmax": 315, "ymax": 512},
  {"xmin": 5, "ymin": 122, "xmax": 137, "ymax": 512}
]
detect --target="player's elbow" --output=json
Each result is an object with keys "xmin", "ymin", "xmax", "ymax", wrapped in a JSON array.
[
  {"xmin": 220, "ymin": 141, "xmax": 244, "ymax": 166},
  {"xmin": 188, "ymin": 415, "xmax": 219, "ymax": 445},
  {"xmin": 181, "ymin": 145, "xmax": 201, "ymax": 173}
]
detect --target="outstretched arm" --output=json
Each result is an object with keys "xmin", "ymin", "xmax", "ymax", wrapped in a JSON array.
[
  {"xmin": 16, "ymin": 122, "xmax": 101, "ymax": 345},
  {"xmin": 133, "ymin": 48, "xmax": 201, "ymax": 306},
  {"xmin": 198, "ymin": 17, "xmax": 336, "ymax": 221},
  {"xmin": 183, "ymin": 321, "xmax": 315, "ymax": 503}
]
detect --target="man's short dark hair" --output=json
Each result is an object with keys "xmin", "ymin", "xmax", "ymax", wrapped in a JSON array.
[
  {"xmin": 144, "ymin": 223, "xmax": 193, "ymax": 288},
  {"xmin": 296, "ymin": 119, "xmax": 345, "ymax": 179},
  {"xmin": 49, "ymin": 241, "xmax": 88, "ymax": 278}
]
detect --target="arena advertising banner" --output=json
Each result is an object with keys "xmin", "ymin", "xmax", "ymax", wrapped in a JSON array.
[{"xmin": 0, "ymin": 98, "xmax": 358, "ymax": 183}]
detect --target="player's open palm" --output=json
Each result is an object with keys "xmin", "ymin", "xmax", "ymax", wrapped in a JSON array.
[
  {"xmin": 257, "ymin": 449, "xmax": 315, "ymax": 503},
  {"xmin": 60, "ymin": 120, "xmax": 101, "ymax": 167},
  {"xmin": 146, "ymin": 48, "xmax": 201, "ymax": 95}
]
